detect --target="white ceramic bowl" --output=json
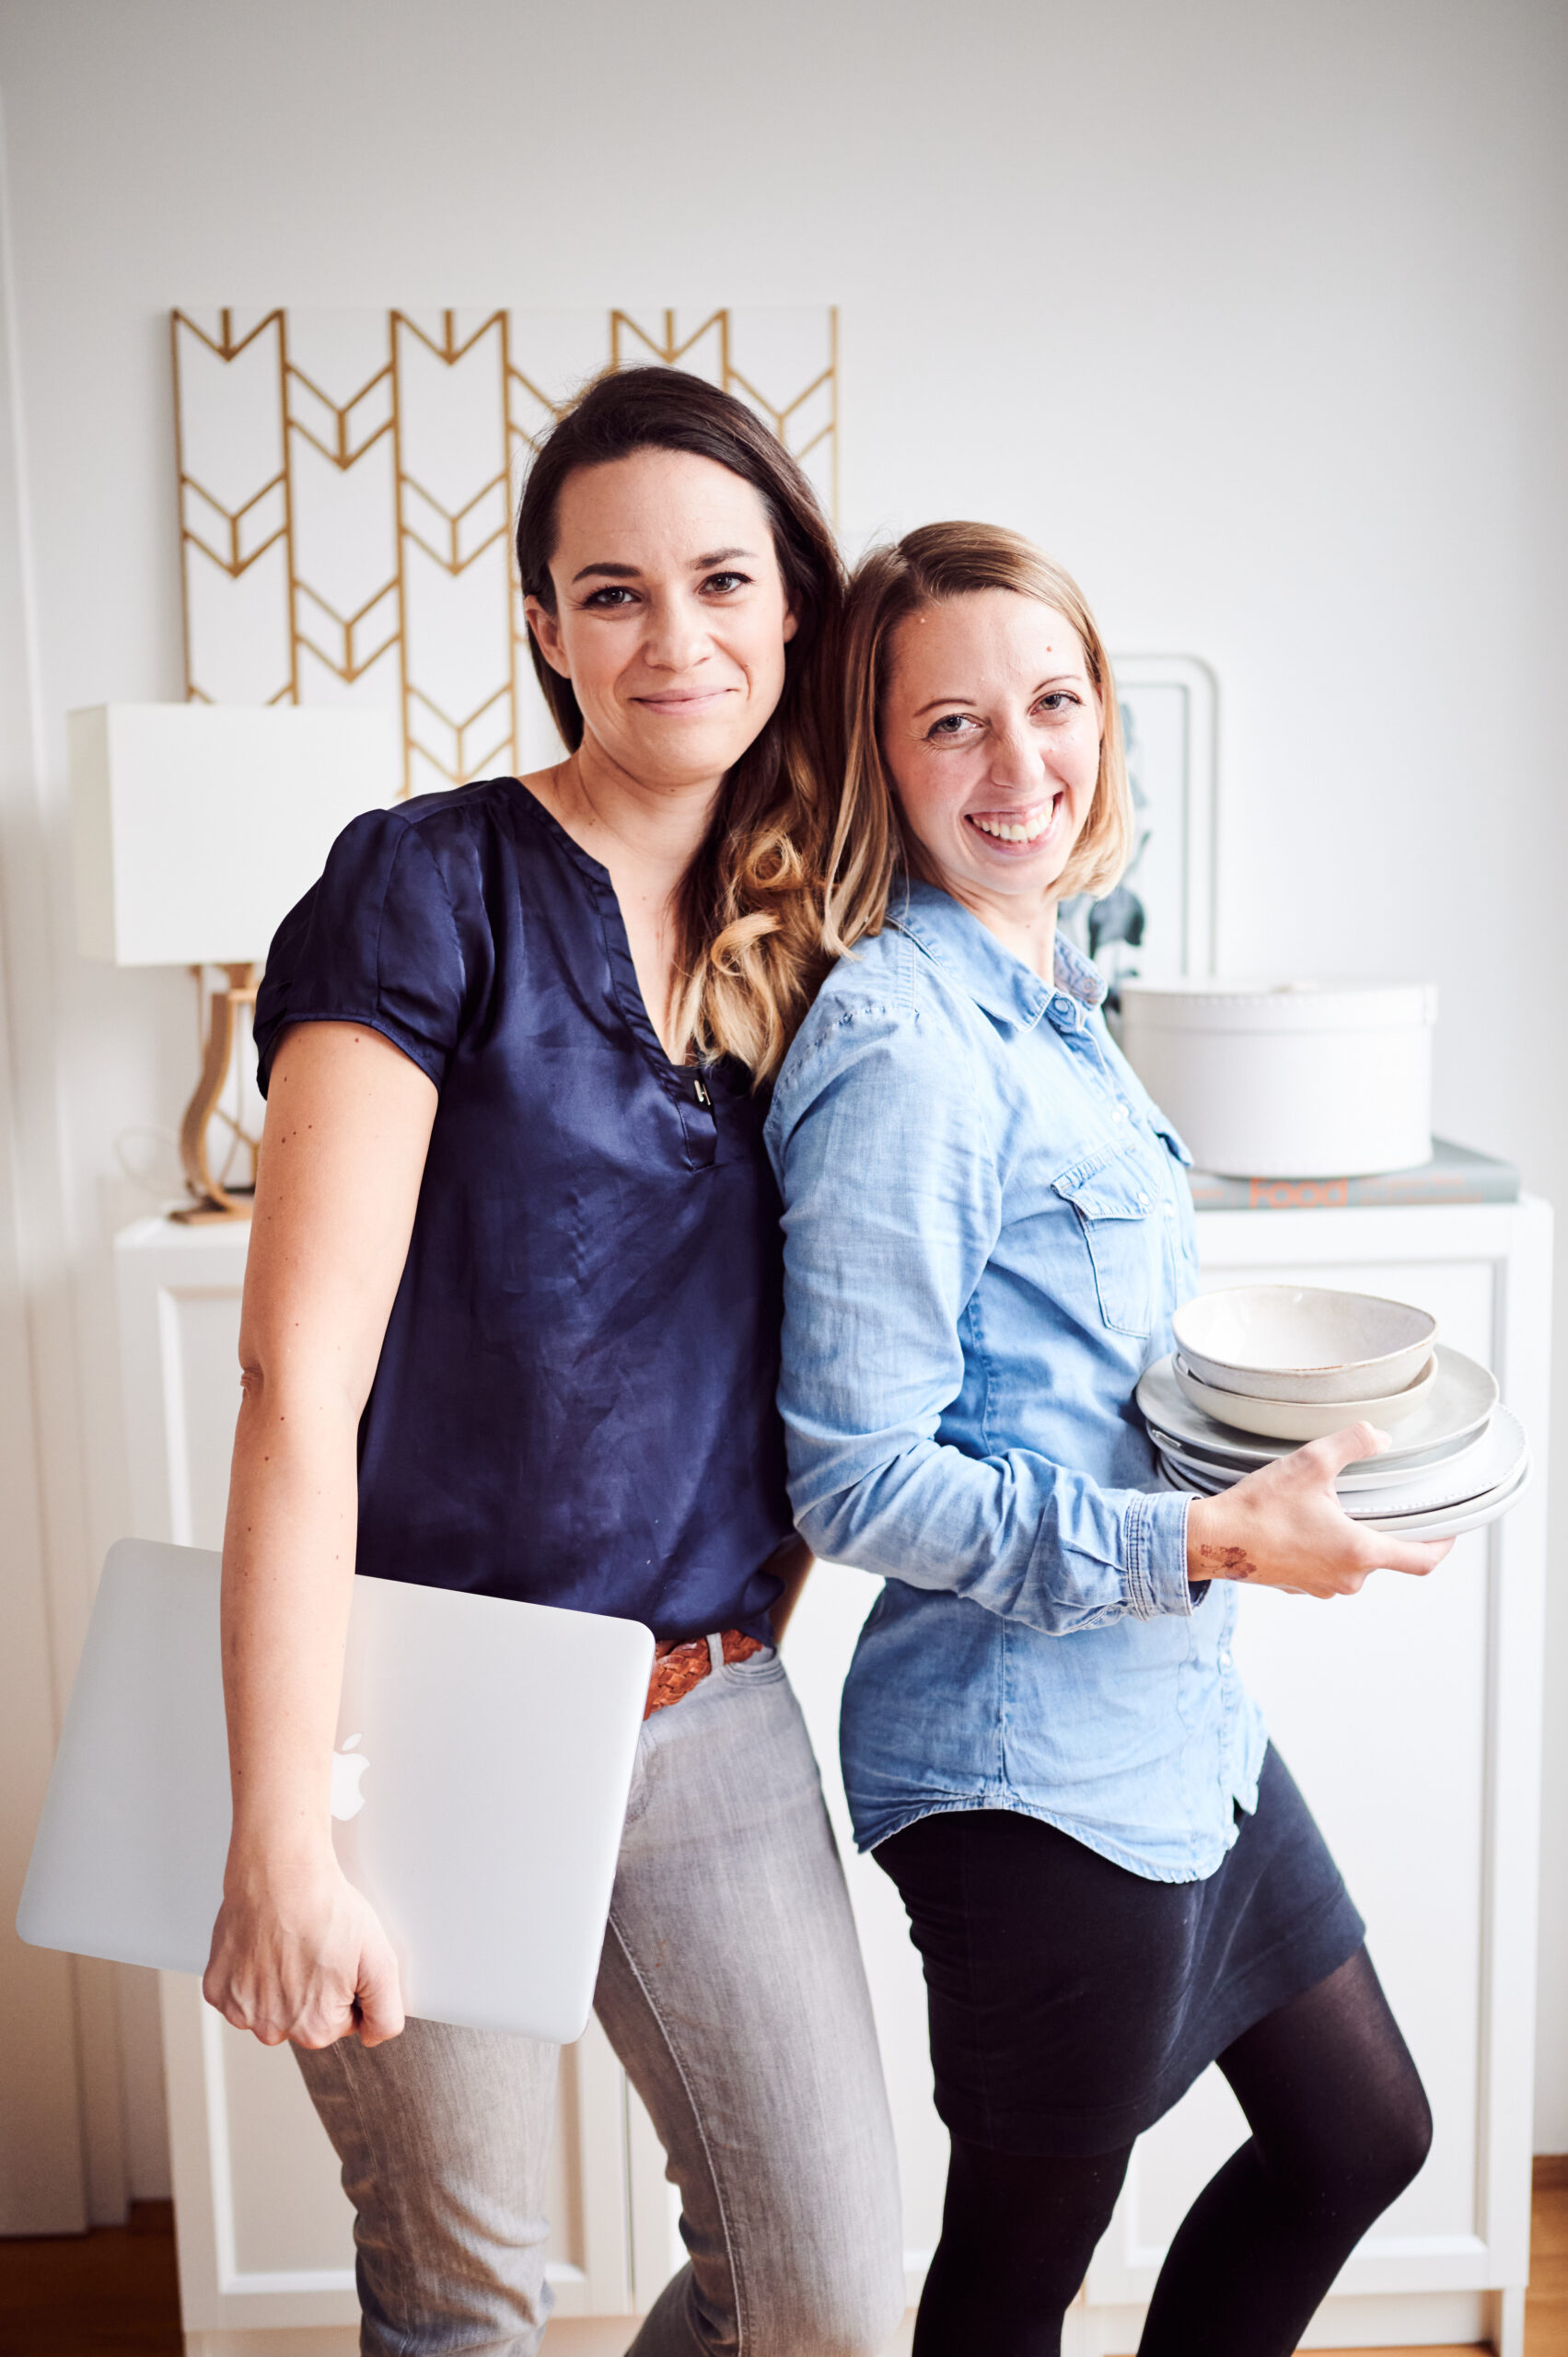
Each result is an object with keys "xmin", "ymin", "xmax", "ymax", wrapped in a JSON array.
[
  {"xmin": 1172, "ymin": 1352, "xmax": 1439, "ymax": 1442},
  {"xmin": 1170, "ymin": 1284, "xmax": 1438, "ymax": 1403}
]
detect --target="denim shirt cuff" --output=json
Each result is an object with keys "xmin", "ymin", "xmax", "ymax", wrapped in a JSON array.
[{"xmin": 1124, "ymin": 1489, "xmax": 1194, "ymax": 1619}]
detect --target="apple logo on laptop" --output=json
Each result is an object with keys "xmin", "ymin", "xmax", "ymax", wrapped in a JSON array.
[{"xmin": 331, "ymin": 1734, "xmax": 369, "ymax": 1822}]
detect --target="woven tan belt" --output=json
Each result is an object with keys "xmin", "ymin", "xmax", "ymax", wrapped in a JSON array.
[{"xmin": 645, "ymin": 1630, "xmax": 765, "ymax": 1718}]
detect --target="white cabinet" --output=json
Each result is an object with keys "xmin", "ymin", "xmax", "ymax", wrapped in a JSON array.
[{"xmin": 117, "ymin": 1198, "xmax": 1551, "ymax": 2356}]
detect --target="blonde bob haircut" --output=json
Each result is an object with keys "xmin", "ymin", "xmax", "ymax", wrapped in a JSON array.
[{"xmin": 827, "ymin": 522, "xmax": 1133, "ymax": 945}]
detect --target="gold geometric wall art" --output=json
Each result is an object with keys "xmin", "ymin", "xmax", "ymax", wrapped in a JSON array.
[{"xmin": 172, "ymin": 308, "xmax": 840, "ymax": 797}]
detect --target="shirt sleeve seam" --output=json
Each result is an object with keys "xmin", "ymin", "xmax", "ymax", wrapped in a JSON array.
[
  {"xmin": 255, "ymin": 1004, "xmax": 447, "ymax": 1090},
  {"xmin": 375, "ymin": 823, "xmax": 468, "ymax": 1062},
  {"xmin": 771, "ymin": 994, "xmax": 922, "ymax": 1106}
]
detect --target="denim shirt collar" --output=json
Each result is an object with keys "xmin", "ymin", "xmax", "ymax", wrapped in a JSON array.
[{"xmin": 889, "ymin": 877, "xmax": 1108, "ymax": 1031}]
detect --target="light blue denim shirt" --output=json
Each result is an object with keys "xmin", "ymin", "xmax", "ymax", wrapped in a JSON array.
[{"xmin": 766, "ymin": 880, "xmax": 1267, "ymax": 1881}]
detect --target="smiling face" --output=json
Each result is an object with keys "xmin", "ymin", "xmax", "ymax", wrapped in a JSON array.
[
  {"xmin": 882, "ymin": 588, "xmax": 1103, "ymax": 930},
  {"xmin": 525, "ymin": 447, "xmax": 797, "ymax": 795}
]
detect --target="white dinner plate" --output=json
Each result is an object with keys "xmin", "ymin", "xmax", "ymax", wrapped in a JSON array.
[
  {"xmin": 1357, "ymin": 1451, "xmax": 1531, "ymax": 1538},
  {"xmin": 1155, "ymin": 1410, "xmax": 1524, "ymax": 1521},
  {"xmin": 1336, "ymin": 1410, "xmax": 1523, "ymax": 1517},
  {"xmin": 1138, "ymin": 1346, "xmax": 1498, "ymax": 1469},
  {"xmin": 1146, "ymin": 1413, "xmax": 1496, "ymax": 1489},
  {"xmin": 1150, "ymin": 1414, "xmax": 1490, "ymax": 1489},
  {"xmin": 1155, "ymin": 1443, "xmax": 1531, "ymax": 1542}
]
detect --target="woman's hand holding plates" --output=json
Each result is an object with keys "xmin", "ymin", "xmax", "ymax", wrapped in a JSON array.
[{"xmin": 1186, "ymin": 1422, "xmax": 1456, "ymax": 1598}]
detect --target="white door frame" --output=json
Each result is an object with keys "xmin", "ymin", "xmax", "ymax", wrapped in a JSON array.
[{"xmin": 0, "ymin": 80, "xmax": 98, "ymax": 2236}]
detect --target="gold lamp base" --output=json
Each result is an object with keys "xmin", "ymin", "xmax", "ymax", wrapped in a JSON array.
[{"xmin": 173, "ymin": 963, "xmax": 261, "ymax": 1223}]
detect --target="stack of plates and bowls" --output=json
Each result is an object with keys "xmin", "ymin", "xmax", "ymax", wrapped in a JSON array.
[{"xmin": 1136, "ymin": 1284, "xmax": 1529, "ymax": 1539}]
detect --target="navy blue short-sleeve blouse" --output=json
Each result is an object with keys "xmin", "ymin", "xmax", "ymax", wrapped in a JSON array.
[{"xmin": 253, "ymin": 779, "xmax": 794, "ymax": 1640}]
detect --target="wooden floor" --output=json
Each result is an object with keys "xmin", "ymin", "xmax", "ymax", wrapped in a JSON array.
[
  {"xmin": 2, "ymin": 2170, "xmax": 1566, "ymax": 2355},
  {"xmin": 0, "ymin": 2200, "xmax": 180, "ymax": 2356},
  {"xmin": 1527, "ymin": 2156, "xmax": 1568, "ymax": 2352}
]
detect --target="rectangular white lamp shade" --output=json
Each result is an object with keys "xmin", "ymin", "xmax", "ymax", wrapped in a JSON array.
[{"xmin": 68, "ymin": 704, "xmax": 403, "ymax": 967}]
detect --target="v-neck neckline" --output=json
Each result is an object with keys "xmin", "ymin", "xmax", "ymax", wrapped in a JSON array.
[{"xmin": 507, "ymin": 777, "xmax": 704, "ymax": 1092}]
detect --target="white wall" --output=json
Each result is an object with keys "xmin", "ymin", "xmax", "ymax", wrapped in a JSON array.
[{"xmin": 0, "ymin": 0, "xmax": 1564, "ymax": 2219}]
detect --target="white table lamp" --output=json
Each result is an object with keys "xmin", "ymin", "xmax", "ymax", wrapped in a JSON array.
[{"xmin": 69, "ymin": 704, "xmax": 402, "ymax": 1219}]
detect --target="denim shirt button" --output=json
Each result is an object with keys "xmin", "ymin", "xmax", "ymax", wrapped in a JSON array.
[{"xmin": 1219, "ymin": 1650, "xmax": 1233, "ymax": 1670}]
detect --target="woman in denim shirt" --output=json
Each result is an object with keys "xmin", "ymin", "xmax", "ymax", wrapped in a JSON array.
[{"xmin": 767, "ymin": 524, "xmax": 1449, "ymax": 2357}]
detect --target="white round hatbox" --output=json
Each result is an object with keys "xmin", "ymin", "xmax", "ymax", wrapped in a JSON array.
[{"xmin": 1116, "ymin": 979, "xmax": 1436, "ymax": 1178}]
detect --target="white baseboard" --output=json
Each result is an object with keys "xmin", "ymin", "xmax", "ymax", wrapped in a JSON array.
[
  {"xmin": 186, "ymin": 2285, "xmax": 1515, "ymax": 2357},
  {"xmin": 1063, "ymin": 2286, "xmax": 1506, "ymax": 2355},
  {"xmin": 187, "ymin": 2333, "xmax": 359, "ymax": 2357},
  {"xmin": 184, "ymin": 2318, "xmax": 923, "ymax": 2357}
]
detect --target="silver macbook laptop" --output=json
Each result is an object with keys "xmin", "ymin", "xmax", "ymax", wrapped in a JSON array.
[{"xmin": 17, "ymin": 1538, "xmax": 654, "ymax": 2042}]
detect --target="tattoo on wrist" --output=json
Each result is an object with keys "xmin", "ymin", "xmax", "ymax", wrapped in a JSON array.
[{"xmin": 1198, "ymin": 1543, "xmax": 1257, "ymax": 1582}]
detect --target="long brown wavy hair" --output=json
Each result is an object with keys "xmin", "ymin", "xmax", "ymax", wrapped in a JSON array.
[
  {"xmin": 827, "ymin": 523, "xmax": 1134, "ymax": 944},
  {"xmin": 516, "ymin": 367, "xmax": 858, "ymax": 1082}
]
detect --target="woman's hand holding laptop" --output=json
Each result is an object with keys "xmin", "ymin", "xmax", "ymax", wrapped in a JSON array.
[{"xmin": 206, "ymin": 1847, "xmax": 405, "ymax": 2049}]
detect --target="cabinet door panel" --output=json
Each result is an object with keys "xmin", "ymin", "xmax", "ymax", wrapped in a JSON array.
[{"xmin": 216, "ymin": 2024, "xmax": 355, "ymax": 2277}]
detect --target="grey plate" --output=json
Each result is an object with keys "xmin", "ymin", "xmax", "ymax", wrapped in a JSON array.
[
  {"xmin": 1157, "ymin": 1447, "xmax": 1532, "ymax": 1541},
  {"xmin": 1358, "ymin": 1451, "xmax": 1531, "ymax": 1538},
  {"xmin": 1149, "ymin": 1421, "xmax": 1496, "ymax": 1495},
  {"xmin": 1156, "ymin": 1408, "xmax": 1525, "ymax": 1519},
  {"xmin": 1154, "ymin": 1449, "xmax": 1227, "ymax": 1497},
  {"xmin": 1137, "ymin": 1344, "xmax": 1498, "ymax": 1469}
]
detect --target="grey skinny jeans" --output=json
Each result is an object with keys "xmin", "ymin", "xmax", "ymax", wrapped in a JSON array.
[{"xmin": 295, "ymin": 1642, "xmax": 906, "ymax": 2356}]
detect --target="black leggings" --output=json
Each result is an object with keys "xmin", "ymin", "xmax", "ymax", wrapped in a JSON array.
[{"xmin": 912, "ymin": 1945, "xmax": 1433, "ymax": 2357}]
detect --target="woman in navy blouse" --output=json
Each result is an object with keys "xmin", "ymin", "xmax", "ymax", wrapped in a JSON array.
[
  {"xmin": 202, "ymin": 370, "xmax": 904, "ymax": 2357},
  {"xmin": 768, "ymin": 523, "xmax": 1447, "ymax": 2356}
]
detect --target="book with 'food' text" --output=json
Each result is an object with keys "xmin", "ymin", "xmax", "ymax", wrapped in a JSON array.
[{"xmin": 1187, "ymin": 1137, "xmax": 1520, "ymax": 1213}]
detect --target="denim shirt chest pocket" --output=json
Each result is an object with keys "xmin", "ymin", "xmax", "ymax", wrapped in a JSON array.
[{"xmin": 1049, "ymin": 1138, "xmax": 1166, "ymax": 1338}]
